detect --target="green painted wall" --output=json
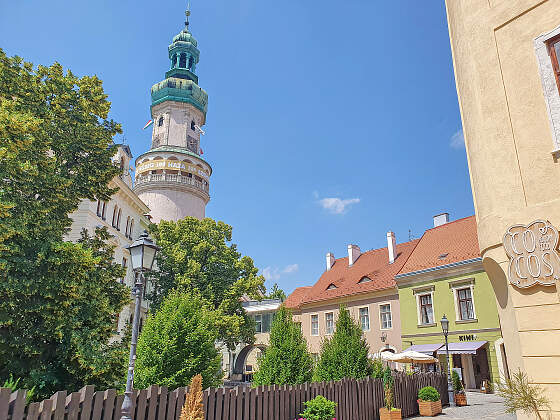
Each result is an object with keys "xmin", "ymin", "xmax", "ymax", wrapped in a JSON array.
[{"xmin": 397, "ymin": 270, "xmax": 503, "ymax": 384}]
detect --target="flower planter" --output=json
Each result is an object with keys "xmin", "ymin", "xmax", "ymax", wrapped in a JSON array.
[
  {"xmin": 418, "ymin": 399, "xmax": 442, "ymax": 416},
  {"xmin": 379, "ymin": 407, "xmax": 402, "ymax": 420},
  {"xmin": 454, "ymin": 393, "xmax": 467, "ymax": 406}
]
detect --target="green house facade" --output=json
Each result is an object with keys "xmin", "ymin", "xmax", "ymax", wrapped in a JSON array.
[{"xmin": 395, "ymin": 216, "xmax": 509, "ymax": 390}]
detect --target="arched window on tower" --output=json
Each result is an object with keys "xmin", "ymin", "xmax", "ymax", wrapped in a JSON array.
[
  {"xmin": 120, "ymin": 156, "xmax": 125, "ymax": 171},
  {"xmin": 102, "ymin": 202, "xmax": 107, "ymax": 220},
  {"xmin": 96, "ymin": 200, "xmax": 102, "ymax": 217},
  {"xmin": 125, "ymin": 216, "xmax": 130, "ymax": 238},
  {"xmin": 179, "ymin": 53, "xmax": 187, "ymax": 68},
  {"xmin": 188, "ymin": 55, "xmax": 194, "ymax": 70},
  {"xmin": 172, "ymin": 53, "xmax": 178, "ymax": 68},
  {"xmin": 158, "ymin": 116, "xmax": 164, "ymax": 127},
  {"xmin": 129, "ymin": 219, "xmax": 134, "ymax": 238},
  {"xmin": 191, "ymin": 120, "xmax": 196, "ymax": 131}
]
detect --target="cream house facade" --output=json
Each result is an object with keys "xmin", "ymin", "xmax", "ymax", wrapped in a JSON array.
[
  {"xmin": 67, "ymin": 145, "xmax": 151, "ymax": 334},
  {"xmin": 445, "ymin": 1, "xmax": 560, "ymax": 417}
]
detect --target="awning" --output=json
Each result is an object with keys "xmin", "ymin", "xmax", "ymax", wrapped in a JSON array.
[
  {"xmin": 436, "ymin": 341, "xmax": 487, "ymax": 355},
  {"xmin": 404, "ymin": 344, "xmax": 444, "ymax": 355}
]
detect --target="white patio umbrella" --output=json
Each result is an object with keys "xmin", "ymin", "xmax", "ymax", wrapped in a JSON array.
[{"xmin": 386, "ymin": 350, "xmax": 438, "ymax": 364}]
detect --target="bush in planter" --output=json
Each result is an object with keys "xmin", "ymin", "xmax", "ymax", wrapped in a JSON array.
[
  {"xmin": 418, "ymin": 386, "xmax": 440, "ymax": 402},
  {"xmin": 299, "ymin": 395, "xmax": 336, "ymax": 420}
]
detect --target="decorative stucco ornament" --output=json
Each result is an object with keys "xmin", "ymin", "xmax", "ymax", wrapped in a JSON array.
[{"xmin": 503, "ymin": 220, "xmax": 560, "ymax": 288}]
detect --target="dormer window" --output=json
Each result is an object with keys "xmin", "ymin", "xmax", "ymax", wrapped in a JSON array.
[
  {"xmin": 438, "ymin": 253, "xmax": 449, "ymax": 260},
  {"xmin": 358, "ymin": 276, "xmax": 371, "ymax": 284},
  {"xmin": 327, "ymin": 283, "xmax": 337, "ymax": 290}
]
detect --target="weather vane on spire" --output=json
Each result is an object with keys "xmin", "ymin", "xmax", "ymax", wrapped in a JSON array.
[{"xmin": 185, "ymin": 1, "xmax": 191, "ymax": 31}]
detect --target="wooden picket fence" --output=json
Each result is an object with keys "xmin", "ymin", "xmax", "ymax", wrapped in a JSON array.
[{"xmin": 0, "ymin": 372, "xmax": 448, "ymax": 420}]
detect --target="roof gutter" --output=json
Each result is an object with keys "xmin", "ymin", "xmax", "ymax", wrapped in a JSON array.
[{"xmin": 395, "ymin": 257, "xmax": 482, "ymax": 279}]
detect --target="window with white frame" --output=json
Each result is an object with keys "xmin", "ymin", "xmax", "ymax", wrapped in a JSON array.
[
  {"xmin": 457, "ymin": 288, "xmax": 475, "ymax": 320},
  {"xmin": 311, "ymin": 314, "xmax": 319, "ymax": 336},
  {"xmin": 325, "ymin": 312, "xmax": 334, "ymax": 335},
  {"xmin": 380, "ymin": 304, "xmax": 392, "ymax": 329},
  {"xmin": 359, "ymin": 307, "xmax": 370, "ymax": 331},
  {"xmin": 419, "ymin": 294, "xmax": 434, "ymax": 325}
]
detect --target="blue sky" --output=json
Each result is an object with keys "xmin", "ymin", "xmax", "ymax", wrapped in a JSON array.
[{"xmin": 0, "ymin": 1, "xmax": 473, "ymax": 295}]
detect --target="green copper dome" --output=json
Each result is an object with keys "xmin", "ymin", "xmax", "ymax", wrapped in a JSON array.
[
  {"xmin": 172, "ymin": 29, "xmax": 198, "ymax": 47},
  {"xmin": 150, "ymin": 7, "xmax": 207, "ymax": 119}
]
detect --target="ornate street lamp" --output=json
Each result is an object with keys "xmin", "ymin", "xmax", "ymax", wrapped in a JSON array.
[
  {"xmin": 441, "ymin": 314, "xmax": 455, "ymax": 406},
  {"xmin": 121, "ymin": 231, "xmax": 159, "ymax": 420}
]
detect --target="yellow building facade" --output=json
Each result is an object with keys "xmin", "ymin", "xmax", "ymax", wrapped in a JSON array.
[{"xmin": 445, "ymin": 1, "xmax": 560, "ymax": 417}]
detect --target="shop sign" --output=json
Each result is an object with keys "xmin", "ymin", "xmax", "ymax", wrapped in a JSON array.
[
  {"xmin": 503, "ymin": 220, "xmax": 560, "ymax": 288},
  {"xmin": 458, "ymin": 334, "xmax": 477, "ymax": 342},
  {"xmin": 136, "ymin": 159, "xmax": 209, "ymax": 179}
]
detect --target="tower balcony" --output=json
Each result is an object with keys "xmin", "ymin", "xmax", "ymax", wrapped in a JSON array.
[{"xmin": 134, "ymin": 173, "xmax": 209, "ymax": 195}]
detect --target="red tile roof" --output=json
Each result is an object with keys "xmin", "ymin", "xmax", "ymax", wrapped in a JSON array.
[
  {"xmin": 284, "ymin": 286, "xmax": 312, "ymax": 309},
  {"xmin": 286, "ymin": 239, "xmax": 419, "ymax": 308},
  {"xmin": 397, "ymin": 216, "xmax": 480, "ymax": 275}
]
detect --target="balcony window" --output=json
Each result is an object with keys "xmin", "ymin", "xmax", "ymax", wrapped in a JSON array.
[
  {"xmin": 547, "ymin": 34, "xmax": 560, "ymax": 94},
  {"xmin": 359, "ymin": 307, "xmax": 370, "ymax": 331},
  {"xmin": 325, "ymin": 312, "xmax": 334, "ymax": 335},
  {"xmin": 311, "ymin": 314, "xmax": 319, "ymax": 336}
]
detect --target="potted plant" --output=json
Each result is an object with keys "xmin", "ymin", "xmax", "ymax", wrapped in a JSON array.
[
  {"xmin": 452, "ymin": 371, "xmax": 467, "ymax": 406},
  {"xmin": 379, "ymin": 367, "xmax": 402, "ymax": 420},
  {"xmin": 417, "ymin": 386, "xmax": 442, "ymax": 416}
]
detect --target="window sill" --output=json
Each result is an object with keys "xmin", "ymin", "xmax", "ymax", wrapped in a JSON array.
[
  {"xmin": 380, "ymin": 327, "xmax": 393, "ymax": 331},
  {"xmin": 455, "ymin": 318, "xmax": 478, "ymax": 324},
  {"xmin": 417, "ymin": 323, "xmax": 437, "ymax": 328}
]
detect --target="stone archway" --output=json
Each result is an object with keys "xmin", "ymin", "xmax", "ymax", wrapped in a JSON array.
[{"xmin": 233, "ymin": 344, "xmax": 267, "ymax": 377}]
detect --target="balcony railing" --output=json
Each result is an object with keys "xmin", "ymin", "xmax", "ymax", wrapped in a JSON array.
[{"xmin": 135, "ymin": 173, "xmax": 209, "ymax": 193}]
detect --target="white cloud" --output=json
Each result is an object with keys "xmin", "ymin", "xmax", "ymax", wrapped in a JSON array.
[
  {"xmin": 262, "ymin": 266, "xmax": 280, "ymax": 281},
  {"xmin": 283, "ymin": 264, "xmax": 299, "ymax": 274},
  {"xmin": 318, "ymin": 197, "xmax": 361, "ymax": 215},
  {"xmin": 450, "ymin": 129, "xmax": 465, "ymax": 149},
  {"xmin": 263, "ymin": 264, "xmax": 299, "ymax": 281}
]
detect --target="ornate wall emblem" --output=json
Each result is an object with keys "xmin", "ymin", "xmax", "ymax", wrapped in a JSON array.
[{"xmin": 503, "ymin": 220, "xmax": 560, "ymax": 288}]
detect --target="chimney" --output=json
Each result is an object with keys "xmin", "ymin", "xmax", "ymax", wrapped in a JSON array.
[
  {"xmin": 348, "ymin": 244, "xmax": 361, "ymax": 266},
  {"xmin": 326, "ymin": 252, "xmax": 335, "ymax": 271},
  {"xmin": 433, "ymin": 213, "xmax": 450, "ymax": 227},
  {"xmin": 387, "ymin": 231, "xmax": 397, "ymax": 264}
]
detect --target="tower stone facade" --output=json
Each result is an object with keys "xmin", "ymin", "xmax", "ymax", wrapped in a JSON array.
[{"xmin": 134, "ymin": 9, "xmax": 211, "ymax": 223}]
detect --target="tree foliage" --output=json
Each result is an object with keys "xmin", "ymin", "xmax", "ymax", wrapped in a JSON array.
[
  {"xmin": 299, "ymin": 395, "xmax": 336, "ymax": 420},
  {"xmin": 146, "ymin": 218, "xmax": 265, "ymax": 348},
  {"xmin": 252, "ymin": 306, "xmax": 313, "ymax": 386},
  {"xmin": 313, "ymin": 306, "xmax": 372, "ymax": 382},
  {"xmin": 135, "ymin": 291, "xmax": 223, "ymax": 389},
  {"xmin": 266, "ymin": 283, "xmax": 286, "ymax": 301},
  {"xmin": 0, "ymin": 49, "xmax": 127, "ymax": 398}
]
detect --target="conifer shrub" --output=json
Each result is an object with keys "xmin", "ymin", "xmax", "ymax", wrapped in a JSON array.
[
  {"xmin": 179, "ymin": 374, "xmax": 204, "ymax": 420},
  {"xmin": 418, "ymin": 386, "xmax": 440, "ymax": 402},
  {"xmin": 383, "ymin": 367, "xmax": 395, "ymax": 411},
  {"xmin": 252, "ymin": 306, "xmax": 313, "ymax": 386},
  {"xmin": 314, "ymin": 305, "xmax": 372, "ymax": 382},
  {"xmin": 451, "ymin": 370, "xmax": 464, "ymax": 394}
]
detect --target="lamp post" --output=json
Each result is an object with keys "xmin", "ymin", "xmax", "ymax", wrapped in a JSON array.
[
  {"xmin": 121, "ymin": 231, "xmax": 159, "ymax": 420},
  {"xmin": 441, "ymin": 314, "xmax": 455, "ymax": 406}
]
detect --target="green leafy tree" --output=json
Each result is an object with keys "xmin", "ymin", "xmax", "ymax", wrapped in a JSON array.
[
  {"xmin": 0, "ymin": 49, "xmax": 128, "ymax": 398},
  {"xmin": 146, "ymin": 218, "xmax": 265, "ymax": 348},
  {"xmin": 252, "ymin": 306, "xmax": 313, "ymax": 386},
  {"xmin": 266, "ymin": 283, "xmax": 286, "ymax": 301},
  {"xmin": 135, "ymin": 290, "xmax": 222, "ymax": 389},
  {"xmin": 314, "ymin": 305, "xmax": 372, "ymax": 382}
]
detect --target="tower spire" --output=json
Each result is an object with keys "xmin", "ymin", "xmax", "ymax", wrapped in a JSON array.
[{"xmin": 185, "ymin": 1, "xmax": 191, "ymax": 32}]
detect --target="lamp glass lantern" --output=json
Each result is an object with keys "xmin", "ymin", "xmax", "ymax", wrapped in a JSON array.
[
  {"xmin": 441, "ymin": 314, "xmax": 449, "ymax": 335},
  {"xmin": 127, "ymin": 230, "xmax": 159, "ymax": 271}
]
